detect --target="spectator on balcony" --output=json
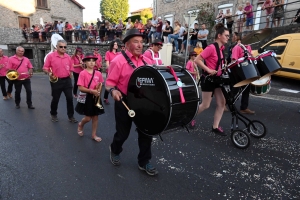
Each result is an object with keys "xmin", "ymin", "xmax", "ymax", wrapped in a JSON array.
[
  {"xmin": 155, "ymin": 17, "xmax": 163, "ymax": 40},
  {"xmin": 162, "ymin": 20, "xmax": 173, "ymax": 43},
  {"xmin": 235, "ymin": 5, "xmax": 245, "ymax": 33},
  {"xmin": 44, "ymin": 22, "xmax": 52, "ymax": 42},
  {"xmin": 116, "ymin": 19, "xmax": 125, "ymax": 40},
  {"xmin": 215, "ymin": 10, "xmax": 225, "ymax": 24},
  {"xmin": 74, "ymin": 22, "xmax": 81, "ymax": 43},
  {"xmin": 107, "ymin": 23, "xmax": 116, "ymax": 42},
  {"xmin": 57, "ymin": 21, "xmax": 64, "ymax": 38},
  {"xmin": 126, "ymin": 18, "xmax": 133, "ymax": 31},
  {"xmin": 50, "ymin": 21, "xmax": 58, "ymax": 35},
  {"xmin": 81, "ymin": 24, "xmax": 88, "ymax": 43},
  {"xmin": 88, "ymin": 23, "xmax": 97, "ymax": 44},
  {"xmin": 273, "ymin": 0, "xmax": 284, "ymax": 27},
  {"xmin": 197, "ymin": 23, "xmax": 209, "ymax": 49},
  {"xmin": 244, "ymin": 1, "xmax": 254, "ymax": 31},
  {"xmin": 22, "ymin": 24, "xmax": 28, "ymax": 42},
  {"xmin": 168, "ymin": 21, "xmax": 181, "ymax": 53},
  {"xmin": 262, "ymin": 0, "xmax": 274, "ymax": 28},
  {"xmin": 224, "ymin": 9, "xmax": 233, "ymax": 35},
  {"xmin": 293, "ymin": 8, "xmax": 300, "ymax": 23},
  {"xmin": 148, "ymin": 16, "xmax": 158, "ymax": 44},
  {"xmin": 143, "ymin": 20, "xmax": 152, "ymax": 44},
  {"xmin": 31, "ymin": 25, "xmax": 39, "ymax": 43},
  {"xmin": 64, "ymin": 22, "xmax": 73, "ymax": 43}
]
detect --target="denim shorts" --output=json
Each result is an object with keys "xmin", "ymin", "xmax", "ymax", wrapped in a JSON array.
[{"xmin": 246, "ymin": 17, "xmax": 253, "ymax": 26}]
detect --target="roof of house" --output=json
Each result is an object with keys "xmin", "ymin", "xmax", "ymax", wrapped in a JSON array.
[
  {"xmin": 70, "ymin": 0, "xmax": 85, "ymax": 9},
  {"xmin": 130, "ymin": 7, "xmax": 153, "ymax": 14}
]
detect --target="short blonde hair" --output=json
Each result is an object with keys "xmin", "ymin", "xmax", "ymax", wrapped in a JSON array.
[{"xmin": 196, "ymin": 42, "xmax": 202, "ymax": 48}]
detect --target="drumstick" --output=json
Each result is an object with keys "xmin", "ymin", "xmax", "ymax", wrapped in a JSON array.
[
  {"xmin": 122, "ymin": 100, "xmax": 130, "ymax": 111},
  {"xmin": 121, "ymin": 99, "xmax": 135, "ymax": 118}
]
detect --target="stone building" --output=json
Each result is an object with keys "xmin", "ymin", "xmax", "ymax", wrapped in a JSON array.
[
  {"xmin": 0, "ymin": 0, "xmax": 85, "ymax": 46},
  {"xmin": 153, "ymin": 0, "xmax": 300, "ymax": 31}
]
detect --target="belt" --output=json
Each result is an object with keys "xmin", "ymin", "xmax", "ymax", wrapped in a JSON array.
[{"xmin": 58, "ymin": 77, "xmax": 70, "ymax": 80}]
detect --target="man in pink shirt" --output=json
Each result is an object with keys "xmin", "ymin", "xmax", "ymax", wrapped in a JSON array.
[
  {"xmin": 0, "ymin": 48, "xmax": 12, "ymax": 100},
  {"xmin": 7, "ymin": 46, "xmax": 34, "ymax": 109},
  {"xmin": 143, "ymin": 39, "xmax": 163, "ymax": 65},
  {"xmin": 43, "ymin": 40, "xmax": 78, "ymax": 123},
  {"xmin": 105, "ymin": 29, "xmax": 158, "ymax": 176},
  {"xmin": 231, "ymin": 39, "xmax": 255, "ymax": 114}
]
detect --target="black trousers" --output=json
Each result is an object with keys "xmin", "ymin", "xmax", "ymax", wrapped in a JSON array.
[
  {"xmin": 50, "ymin": 77, "xmax": 74, "ymax": 118},
  {"xmin": 5, "ymin": 77, "xmax": 13, "ymax": 93},
  {"xmin": 0, "ymin": 76, "xmax": 7, "ymax": 96},
  {"xmin": 199, "ymin": 40, "xmax": 208, "ymax": 49},
  {"xmin": 227, "ymin": 22, "xmax": 233, "ymax": 35},
  {"xmin": 110, "ymin": 97, "xmax": 153, "ymax": 166},
  {"xmin": 232, "ymin": 85, "xmax": 250, "ymax": 110},
  {"xmin": 14, "ymin": 79, "xmax": 32, "ymax": 106},
  {"xmin": 73, "ymin": 72, "xmax": 79, "ymax": 95}
]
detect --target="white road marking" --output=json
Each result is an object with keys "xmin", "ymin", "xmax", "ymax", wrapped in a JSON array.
[{"xmin": 279, "ymin": 88, "xmax": 300, "ymax": 93}]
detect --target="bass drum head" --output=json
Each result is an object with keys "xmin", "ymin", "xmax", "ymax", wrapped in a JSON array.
[{"xmin": 128, "ymin": 66, "xmax": 171, "ymax": 135}]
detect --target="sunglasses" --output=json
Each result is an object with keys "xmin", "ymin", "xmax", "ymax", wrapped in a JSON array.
[{"xmin": 59, "ymin": 46, "xmax": 67, "ymax": 49}]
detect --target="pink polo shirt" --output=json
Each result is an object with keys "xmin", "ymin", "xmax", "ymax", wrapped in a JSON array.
[
  {"xmin": 105, "ymin": 51, "xmax": 119, "ymax": 63},
  {"xmin": 232, "ymin": 45, "xmax": 252, "ymax": 60},
  {"xmin": 43, "ymin": 51, "xmax": 74, "ymax": 78},
  {"xmin": 143, "ymin": 50, "xmax": 163, "ymax": 65},
  {"xmin": 77, "ymin": 69, "xmax": 104, "ymax": 89},
  {"xmin": 106, "ymin": 50, "xmax": 153, "ymax": 95},
  {"xmin": 200, "ymin": 44, "xmax": 225, "ymax": 76},
  {"xmin": 263, "ymin": 1, "xmax": 274, "ymax": 15},
  {"xmin": 0, "ymin": 56, "xmax": 9, "ymax": 76},
  {"xmin": 71, "ymin": 55, "xmax": 84, "ymax": 74},
  {"xmin": 186, "ymin": 60, "xmax": 196, "ymax": 79},
  {"xmin": 94, "ymin": 53, "xmax": 102, "ymax": 70},
  {"xmin": 7, "ymin": 55, "xmax": 33, "ymax": 80}
]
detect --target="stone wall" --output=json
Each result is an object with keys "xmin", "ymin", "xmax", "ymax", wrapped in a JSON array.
[
  {"xmin": 6, "ymin": 43, "xmax": 149, "ymax": 71},
  {"xmin": 0, "ymin": 27, "xmax": 25, "ymax": 44}
]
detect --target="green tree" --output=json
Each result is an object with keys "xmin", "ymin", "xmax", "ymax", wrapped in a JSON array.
[
  {"xmin": 195, "ymin": 2, "xmax": 216, "ymax": 38},
  {"xmin": 100, "ymin": 0, "xmax": 129, "ymax": 23},
  {"xmin": 140, "ymin": 8, "xmax": 153, "ymax": 24}
]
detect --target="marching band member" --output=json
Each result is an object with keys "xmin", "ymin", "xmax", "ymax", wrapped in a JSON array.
[
  {"xmin": 231, "ymin": 37, "xmax": 255, "ymax": 114},
  {"xmin": 0, "ymin": 48, "xmax": 11, "ymax": 100},
  {"xmin": 103, "ymin": 41, "xmax": 120, "ymax": 105},
  {"xmin": 43, "ymin": 40, "xmax": 78, "ymax": 123},
  {"xmin": 71, "ymin": 47, "xmax": 84, "ymax": 98},
  {"xmin": 105, "ymin": 29, "xmax": 158, "ymax": 176},
  {"xmin": 93, "ymin": 48, "xmax": 102, "ymax": 71},
  {"xmin": 143, "ymin": 39, "xmax": 163, "ymax": 65},
  {"xmin": 194, "ymin": 24, "xmax": 229, "ymax": 135},
  {"xmin": 75, "ymin": 53, "xmax": 104, "ymax": 142},
  {"xmin": 185, "ymin": 51, "xmax": 199, "ymax": 80},
  {"xmin": 7, "ymin": 46, "xmax": 35, "ymax": 109}
]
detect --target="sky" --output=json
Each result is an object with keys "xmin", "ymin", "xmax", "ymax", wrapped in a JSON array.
[{"xmin": 76, "ymin": 0, "xmax": 153, "ymax": 22}]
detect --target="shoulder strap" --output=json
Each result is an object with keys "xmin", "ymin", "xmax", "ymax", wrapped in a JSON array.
[
  {"xmin": 16, "ymin": 59, "xmax": 24, "ymax": 71},
  {"xmin": 213, "ymin": 42, "xmax": 222, "ymax": 71},
  {"xmin": 121, "ymin": 50, "xmax": 147, "ymax": 69},
  {"xmin": 87, "ymin": 70, "xmax": 95, "ymax": 89}
]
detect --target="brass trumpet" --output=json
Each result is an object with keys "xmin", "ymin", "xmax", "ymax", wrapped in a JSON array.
[
  {"xmin": 49, "ymin": 68, "xmax": 58, "ymax": 83},
  {"xmin": 94, "ymin": 82, "xmax": 104, "ymax": 109},
  {"xmin": 6, "ymin": 70, "xmax": 19, "ymax": 80}
]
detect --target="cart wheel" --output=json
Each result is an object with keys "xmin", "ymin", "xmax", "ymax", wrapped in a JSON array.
[
  {"xmin": 231, "ymin": 130, "xmax": 250, "ymax": 149},
  {"xmin": 247, "ymin": 120, "xmax": 267, "ymax": 138}
]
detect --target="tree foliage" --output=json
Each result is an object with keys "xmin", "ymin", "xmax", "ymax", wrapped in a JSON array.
[
  {"xmin": 140, "ymin": 8, "xmax": 153, "ymax": 24},
  {"xmin": 194, "ymin": 2, "xmax": 216, "ymax": 36},
  {"xmin": 100, "ymin": 0, "xmax": 129, "ymax": 23}
]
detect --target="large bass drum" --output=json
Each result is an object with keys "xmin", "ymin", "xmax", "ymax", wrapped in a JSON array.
[{"xmin": 127, "ymin": 65, "xmax": 200, "ymax": 136}]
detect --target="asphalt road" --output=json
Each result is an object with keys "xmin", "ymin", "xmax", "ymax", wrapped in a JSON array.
[{"xmin": 0, "ymin": 74, "xmax": 299, "ymax": 200}]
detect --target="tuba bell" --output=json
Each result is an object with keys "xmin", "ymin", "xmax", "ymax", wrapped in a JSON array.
[{"xmin": 6, "ymin": 70, "xmax": 19, "ymax": 80}]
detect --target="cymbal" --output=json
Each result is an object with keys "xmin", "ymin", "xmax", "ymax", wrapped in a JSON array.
[{"xmin": 241, "ymin": 28, "xmax": 272, "ymax": 45}]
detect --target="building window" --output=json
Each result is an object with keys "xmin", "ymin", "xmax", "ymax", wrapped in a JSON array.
[
  {"xmin": 37, "ymin": 0, "xmax": 48, "ymax": 8},
  {"xmin": 18, "ymin": 17, "xmax": 30, "ymax": 29}
]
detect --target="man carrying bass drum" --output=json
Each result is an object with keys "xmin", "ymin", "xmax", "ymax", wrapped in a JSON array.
[
  {"xmin": 194, "ymin": 24, "xmax": 229, "ymax": 135},
  {"xmin": 105, "ymin": 29, "xmax": 158, "ymax": 176}
]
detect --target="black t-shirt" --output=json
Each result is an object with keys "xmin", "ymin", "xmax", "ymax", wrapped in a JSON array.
[
  {"xmin": 191, "ymin": 28, "xmax": 198, "ymax": 40},
  {"xmin": 163, "ymin": 26, "xmax": 173, "ymax": 36},
  {"xmin": 100, "ymin": 20, "xmax": 105, "ymax": 30},
  {"xmin": 96, "ymin": 21, "xmax": 101, "ymax": 30}
]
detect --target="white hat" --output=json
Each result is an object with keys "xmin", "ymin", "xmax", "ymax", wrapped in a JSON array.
[{"xmin": 158, "ymin": 17, "xmax": 162, "ymax": 19}]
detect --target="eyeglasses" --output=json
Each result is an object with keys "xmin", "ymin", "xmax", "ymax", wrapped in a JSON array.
[
  {"xmin": 59, "ymin": 46, "xmax": 67, "ymax": 49},
  {"xmin": 224, "ymin": 35, "xmax": 230, "ymax": 38}
]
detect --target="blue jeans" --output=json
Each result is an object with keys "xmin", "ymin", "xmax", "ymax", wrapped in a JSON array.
[
  {"xmin": 154, "ymin": 32, "xmax": 162, "ymax": 39},
  {"xmin": 148, "ymin": 31, "xmax": 156, "ymax": 39},
  {"xmin": 168, "ymin": 34, "xmax": 179, "ymax": 51}
]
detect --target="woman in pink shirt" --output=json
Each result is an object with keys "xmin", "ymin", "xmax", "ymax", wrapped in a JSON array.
[
  {"xmin": 71, "ymin": 47, "xmax": 84, "ymax": 98},
  {"xmin": 0, "ymin": 50, "xmax": 9, "ymax": 100},
  {"xmin": 143, "ymin": 39, "xmax": 163, "ymax": 65},
  {"xmin": 75, "ymin": 53, "xmax": 104, "ymax": 142},
  {"xmin": 93, "ymin": 48, "xmax": 102, "ymax": 71},
  {"xmin": 103, "ymin": 40, "xmax": 119, "ymax": 104},
  {"xmin": 185, "ymin": 51, "xmax": 198, "ymax": 80},
  {"xmin": 262, "ymin": 0, "xmax": 274, "ymax": 28},
  {"xmin": 194, "ymin": 24, "xmax": 229, "ymax": 135}
]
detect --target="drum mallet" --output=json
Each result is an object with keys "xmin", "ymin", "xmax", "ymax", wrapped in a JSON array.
[{"xmin": 121, "ymin": 99, "xmax": 136, "ymax": 118}]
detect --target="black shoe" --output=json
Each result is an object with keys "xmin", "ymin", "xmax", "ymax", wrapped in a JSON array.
[
  {"xmin": 212, "ymin": 126, "xmax": 227, "ymax": 136},
  {"xmin": 109, "ymin": 146, "xmax": 121, "ymax": 166},
  {"xmin": 138, "ymin": 163, "xmax": 158, "ymax": 176},
  {"xmin": 15, "ymin": 105, "xmax": 20, "ymax": 109},
  {"xmin": 28, "ymin": 105, "xmax": 35, "ymax": 109},
  {"xmin": 68, "ymin": 117, "xmax": 78, "ymax": 123},
  {"xmin": 51, "ymin": 115, "xmax": 58, "ymax": 122}
]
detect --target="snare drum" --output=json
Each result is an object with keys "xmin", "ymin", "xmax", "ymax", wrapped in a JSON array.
[
  {"xmin": 127, "ymin": 65, "xmax": 200, "ymax": 136},
  {"xmin": 250, "ymin": 76, "xmax": 271, "ymax": 95},
  {"xmin": 227, "ymin": 57, "xmax": 260, "ymax": 87},
  {"xmin": 255, "ymin": 50, "xmax": 282, "ymax": 79}
]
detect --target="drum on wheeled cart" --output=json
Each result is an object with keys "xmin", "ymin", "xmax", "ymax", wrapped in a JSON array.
[{"xmin": 127, "ymin": 65, "xmax": 200, "ymax": 136}]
